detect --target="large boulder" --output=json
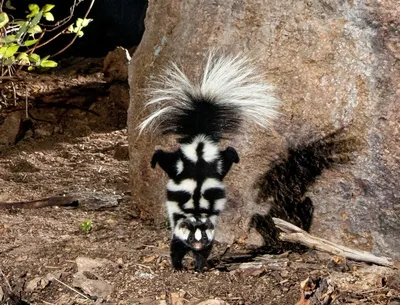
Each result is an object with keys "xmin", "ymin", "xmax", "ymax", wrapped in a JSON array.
[{"xmin": 127, "ymin": 0, "xmax": 400, "ymax": 258}]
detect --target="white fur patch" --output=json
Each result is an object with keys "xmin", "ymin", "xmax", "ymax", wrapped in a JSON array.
[
  {"xmin": 216, "ymin": 160, "xmax": 223, "ymax": 174},
  {"xmin": 176, "ymin": 160, "xmax": 184, "ymax": 175},
  {"xmin": 166, "ymin": 201, "xmax": 183, "ymax": 228},
  {"xmin": 137, "ymin": 52, "xmax": 280, "ymax": 135},
  {"xmin": 200, "ymin": 178, "xmax": 225, "ymax": 194},
  {"xmin": 167, "ymin": 179, "xmax": 197, "ymax": 193},
  {"xmin": 174, "ymin": 221, "xmax": 190, "ymax": 240},
  {"xmin": 199, "ymin": 197, "xmax": 210, "ymax": 209},
  {"xmin": 194, "ymin": 229, "xmax": 202, "ymax": 241},
  {"xmin": 209, "ymin": 215, "xmax": 218, "ymax": 225},
  {"xmin": 214, "ymin": 198, "xmax": 227, "ymax": 212},
  {"xmin": 180, "ymin": 135, "xmax": 219, "ymax": 163},
  {"xmin": 206, "ymin": 229, "xmax": 214, "ymax": 241},
  {"xmin": 183, "ymin": 199, "xmax": 194, "ymax": 209}
]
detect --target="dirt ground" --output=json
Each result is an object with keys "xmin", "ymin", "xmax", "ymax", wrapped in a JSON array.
[{"xmin": 0, "ymin": 57, "xmax": 399, "ymax": 305}]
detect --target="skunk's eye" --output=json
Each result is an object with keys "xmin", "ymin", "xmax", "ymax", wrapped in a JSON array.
[
  {"xmin": 188, "ymin": 235, "xmax": 194, "ymax": 242},
  {"xmin": 202, "ymin": 235, "xmax": 208, "ymax": 241}
]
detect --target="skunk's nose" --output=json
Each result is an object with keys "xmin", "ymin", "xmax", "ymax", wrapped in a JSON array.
[{"xmin": 193, "ymin": 242, "xmax": 202, "ymax": 250}]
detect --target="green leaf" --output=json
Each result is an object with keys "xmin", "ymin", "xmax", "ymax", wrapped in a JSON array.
[
  {"xmin": 28, "ymin": 4, "xmax": 40, "ymax": 13},
  {"xmin": 28, "ymin": 53, "xmax": 40, "ymax": 63},
  {"xmin": 0, "ymin": 46, "xmax": 7, "ymax": 56},
  {"xmin": 4, "ymin": 56, "xmax": 15, "ymax": 65},
  {"xmin": 80, "ymin": 220, "xmax": 92, "ymax": 232},
  {"xmin": 17, "ymin": 52, "xmax": 30, "ymax": 65},
  {"xmin": 0, "ymin": 12, "xmax": 9, "ymax": 29},
  {"xmin": 28, "ymin": 66, "xmax": 35, "ymax": 71},
  {"xmin": 77, "ymin": 30, "xmax": 84, "ymax": 37},
  {"xmin": 17, "ymin": 52, "xmax": 29, "ymax": 59},
  {"xmin": 27, "ymin": 4, "xmax": 40, "ymax": 18},
  {"xmin": 24, "ymin": 39, "xmax": 38, "ymax": 46},
  {"xmin": 27, "ymin": 24, "xmax": 42, "ymax": 34},
  {"xmin": 5, "ymin": 0, "xmax": 16, "ymax": 10},
  {"xmin": 67, "ymin": 24, "xmax": 74, "ymax": 33},
  {"xmin": 3, "ymin": 44, "xmax": 19, "ymax": 58},
  {"xmin": 30, "ymin": 10, "xmax": 43, "ymax": 26},
  {"xmin": 0, "ymin": 35, "xmax": 17, "ymax": 43},
  {"xmin": 11, "ymin": 20, "xmax": 27, "ymax": 26},
  {"xmin": 40, "ymin": 59, "xmax": 57, "ymax": 68},
  {"xmin": 75, "ymin": 18, "xmax": 92, "ymax": 30},
  {"xmin": 43, "ymin": 12, "xmax": 54, "ymax": 21},
  {"xmin": 16, "ymin": 22, "xmax": 28, "ymax": 39},
  {"xmin": 42, "ymin": 4, "xmax": 55, "ymax": 12},
  {"xmin": 76, "ymin": 18, "xmax": 83, "ymax": 28},
  {"xmin": 26, "ymin": 11, "xmax": 36, "ymax": 18},
  {"xmin": 81, "ymin": 18, "xmax": 92, "ymax": 27}
]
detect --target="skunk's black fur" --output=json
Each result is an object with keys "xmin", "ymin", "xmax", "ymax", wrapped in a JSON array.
[{"xmin": 139, "ymin": 52, "xmax": 280, "ymax": 272}]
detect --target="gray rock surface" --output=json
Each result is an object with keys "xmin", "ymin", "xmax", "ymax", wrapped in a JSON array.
[
  {"xmin": 73, "ymin": 257, "xmax": 114, "ymax": 299},
  {"xmin": 128, "ymin": 0, "xmax": 400, "ymax": 258}
]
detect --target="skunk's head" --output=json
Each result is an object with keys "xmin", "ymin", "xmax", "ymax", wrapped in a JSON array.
[{"xmin": 174, "ymin": 217, "xmax": 215, "ymax": 250}]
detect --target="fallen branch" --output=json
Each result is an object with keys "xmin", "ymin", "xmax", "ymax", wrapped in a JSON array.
[
  {"xmin": 0, "ymin": 196, "xmax": 78, "ymax": 209},
  {"xmin": 272, "ymin": 217, "xmax": 394, "ymax": 267}
]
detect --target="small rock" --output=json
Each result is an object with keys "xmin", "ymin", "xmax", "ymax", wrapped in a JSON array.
[
  {"xmin": 26, "ymin": 276, "xmax": 50, "ymax": 291},
  {"xmin": 34, "ymin": 128, "xmax": 52, "ymax": 138},
  {"xmin": 114, "ymin": 144, "xmax": 129, "ymax": 161},
  {"xmin": 0, "ymin": 286, "xmax": 3, "ymax": 301},
  {"xmin": 72, "ymin": 272, "xmax": 113, "ymax": 299},
  {"xmin": 9, "ymin": 158, "xmax": 40, "ymax": 173},
  {"xmin": 134, "ymin": 270, "xmax": 155, "ymax": 279},
  {"xmin": 103, "ymin": 47, "xmax": 131, "ymax": 82},
  {"xmin": 159, "ymin": 301, "xmax": 167, "ymax": 305},
  {"xmin": 0, "ymin": 112, "xmax": 21, "ymax": 145},
  {"xmin": 25, "ymin": 272, "xmax": 62, "ymax": 291},
  {"xmin": 142, "ymin": 255, "xmax": 158, "ymax": 263}
]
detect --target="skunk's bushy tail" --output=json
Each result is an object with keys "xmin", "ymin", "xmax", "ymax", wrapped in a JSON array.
[{"xmin": 138, "ymin": 52, "xmax": 280, "ymax": 141}]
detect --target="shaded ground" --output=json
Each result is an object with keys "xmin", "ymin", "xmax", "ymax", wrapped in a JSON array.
[{"xmin": 0, "ymin": 58, "xmax": 399, "ymax": 305}]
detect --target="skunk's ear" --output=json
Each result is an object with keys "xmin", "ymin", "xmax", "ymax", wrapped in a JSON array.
[
  {"xmin": 220, "ymin": 147, "xmax": 240, "ymax": 179},
  {"xmin": 151, "ymin": 150, "xmax": 163, "ymax": 169},
  {"xmin": 151, "ymin": 149, "xmax": 180, "ymax": 178},
  {"xmin": 225, "ymin": 147, "xmax": 240, "ymax": 163}
]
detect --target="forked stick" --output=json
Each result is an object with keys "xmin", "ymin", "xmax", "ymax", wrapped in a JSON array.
[{"xmin": 272, "ymin": 217, "xmax": 394, "ymax": 267}]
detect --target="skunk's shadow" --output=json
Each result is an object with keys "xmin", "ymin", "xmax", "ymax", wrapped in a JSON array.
[{"xmin": 250, "ymin": 128, "xmax": 359, "ymax": 253}]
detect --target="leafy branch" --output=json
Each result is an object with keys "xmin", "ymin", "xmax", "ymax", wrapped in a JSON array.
[{"xmin": 0, "ymin": 0, "xmax": 94, "ymax": 77}]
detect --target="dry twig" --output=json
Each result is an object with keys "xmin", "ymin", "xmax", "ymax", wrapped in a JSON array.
[
  {"xmin": 272, "ymin": 218, "xmax": 394, "ymax": 267},
  {"xmin": 0, "ymin": 196, "xmax": 78, "ymax": 209}
]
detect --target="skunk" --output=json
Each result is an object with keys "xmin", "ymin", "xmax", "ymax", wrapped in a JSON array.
[{"xmin": 138, "ymin": 52, "xmax": 280, "ymax": 272}]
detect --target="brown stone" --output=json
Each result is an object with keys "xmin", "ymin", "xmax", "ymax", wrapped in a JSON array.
[
  {"xmin": 128, "ymin": 0, "xmax": 400, "ymax": 258},
  {"xmin": 0, "ymin": 112, "xmax": 21, "ymax": 145},
  {"xmin": 103, "ymin": 46, "xmax": 131, "ymax": 82}
]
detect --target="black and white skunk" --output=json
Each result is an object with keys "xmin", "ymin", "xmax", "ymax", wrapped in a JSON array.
[{"xmin": 138, "ymin": 52, "xmax": 280, "ymax": 272}]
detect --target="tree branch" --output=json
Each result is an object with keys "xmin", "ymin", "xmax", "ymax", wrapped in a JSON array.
[
  {"xmin": 272, "ymin": 217, "xmax": 394, "ymax": 267},
  {"xmin": 0, "ymin": 196, "xmax": 78, "ymax": 209}
]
